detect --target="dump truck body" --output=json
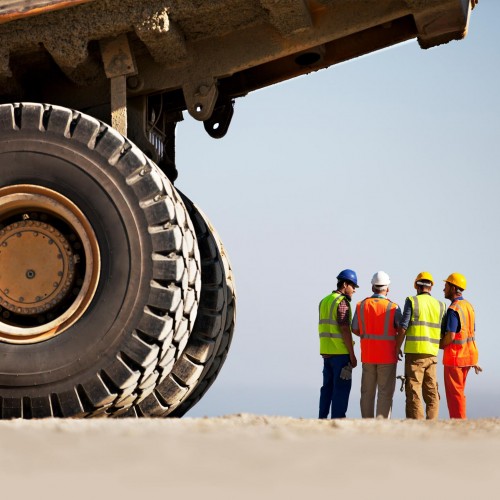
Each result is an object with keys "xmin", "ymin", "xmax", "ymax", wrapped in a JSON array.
[{"xmin": 0, "ymin": 1, "xmax": 471, "ymax": 120}]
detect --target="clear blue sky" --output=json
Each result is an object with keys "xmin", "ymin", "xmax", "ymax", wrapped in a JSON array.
[{"xmin": 176, "ymin": 1, "xmax": 500, "ymax": 419}]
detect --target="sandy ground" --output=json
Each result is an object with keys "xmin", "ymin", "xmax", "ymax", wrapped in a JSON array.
[{"xmin": 1, "ymin": 415, "xmax": 498, "ymax": 499}]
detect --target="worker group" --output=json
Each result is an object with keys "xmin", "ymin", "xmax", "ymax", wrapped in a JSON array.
[{"xmin": 318, "ymin": 270, "xmax": 479, "ymax": 420}]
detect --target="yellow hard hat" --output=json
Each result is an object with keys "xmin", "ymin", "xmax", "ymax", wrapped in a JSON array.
[
  {"xmin": 444, "ymin": 273, "xmax": 467, "ymax": 290},
  {"xmin": 414, "ymin": 271, "xmax": 434, "ymax": 289}
]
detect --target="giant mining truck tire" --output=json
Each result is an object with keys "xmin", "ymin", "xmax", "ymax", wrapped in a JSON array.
[
  {"xmin": 169, "ymin": 200, "xmax": 236, "ymax": 417},
  {"xmin": 122, "ymin": 192, "xmax": 236, "ymax": 417},
  {"xmin": 0, "ymin": 103, "xmax": 200, "ymax": 418}
]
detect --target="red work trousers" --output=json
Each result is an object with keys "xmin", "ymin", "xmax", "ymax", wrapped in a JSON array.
[{"xmin": 444, "ymin": 366, "xmax": 471, "ymax": 419}]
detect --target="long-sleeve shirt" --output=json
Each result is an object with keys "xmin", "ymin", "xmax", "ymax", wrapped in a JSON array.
[{"xmin": 336, "ymin": 292, "xmax": 351, "ymax": 327}]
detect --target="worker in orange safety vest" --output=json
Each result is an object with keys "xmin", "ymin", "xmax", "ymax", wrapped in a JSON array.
[
  {"xmin": 441, "ymin": 273, "xmax": 480, "ymax": 419},
  {"xmin": 352, "ymin": 271, "xmax": 401, "ymax": 418}
]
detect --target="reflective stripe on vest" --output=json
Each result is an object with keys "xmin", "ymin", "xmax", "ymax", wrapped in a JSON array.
[
  {"xmin": 357, "ymin": 297, "xmax": 397, "ymax": 363},
  {"xmin": 318, "ymin": 292, "xmax": 350, "ymax": 355},
  {"xmin": 404, "ymin": 295, "xmax": 445, "ymax": 356},
  {"xmin": 443, "ymin": 299, "xmax": 478, "ymax": 367}
]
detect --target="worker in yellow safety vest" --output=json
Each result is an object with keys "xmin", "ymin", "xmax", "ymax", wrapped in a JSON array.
[
  {"xmin": 395, "ymin": 272, "xmax": 446, "ymax": 419},
  {"xmin": 318, "ymin": 269, "xmax": 358, "ymax": 419},
  {"xmin": 441, "ymin": 273, "xmax": 480, "ymax": 419}
]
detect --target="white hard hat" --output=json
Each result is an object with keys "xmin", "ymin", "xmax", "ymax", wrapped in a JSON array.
[{"xmin": 371, "ymin": 271, "xmax": 391, "ymax": 286}]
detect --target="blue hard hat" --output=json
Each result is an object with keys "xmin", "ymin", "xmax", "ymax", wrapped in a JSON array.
[{"xmin": 336, "ymin": 269, "xmax": 359, "ymax": 287}]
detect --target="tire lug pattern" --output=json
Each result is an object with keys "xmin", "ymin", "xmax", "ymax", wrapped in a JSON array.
[
  {"xmin": 136, "ymin": 192, "xmax": 236, "ymax": 418},
  {"xmin": 0, "ymin": 103, "xmax": 201, "ymax": 419}
]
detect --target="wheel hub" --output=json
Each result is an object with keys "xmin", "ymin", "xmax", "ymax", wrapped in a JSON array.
[
  {"xmin": 0, "ymin": 220, "xmax": 75, "ymax": 314},
  {"xmin": 0, "ymin": 185, "xmax": 100, "ymax": 344}
]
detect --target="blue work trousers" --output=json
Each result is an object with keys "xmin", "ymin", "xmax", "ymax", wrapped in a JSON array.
[{"xmin": 319, "ymin": 354, "xmax": 351, "ymax": 418}]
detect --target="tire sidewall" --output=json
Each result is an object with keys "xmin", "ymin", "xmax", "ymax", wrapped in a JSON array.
[{"xmin": 0, "ymin": 129, "xmax": 150, "ymax": 390}]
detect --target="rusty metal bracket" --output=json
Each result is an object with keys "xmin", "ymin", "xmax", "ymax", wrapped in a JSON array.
[
  {"xmin": 183, "ymin": 79, "xmax": 218, "ymax": 122},
  {"xmin": 203, "ymin": 98, "xmax": 234, "ymax": 139},
  {"xmin": 100, "ymin": 34, "xmax": 137, "ymax": 136}
]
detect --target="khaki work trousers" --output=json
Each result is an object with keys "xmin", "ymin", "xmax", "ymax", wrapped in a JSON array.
[
  {"xmin": 405, "ymin": 353, "xmax": 439, "ymax": 419},
  {"xmin": 360, "ymin": 363, "xmax": 396, "ymax": 418}
]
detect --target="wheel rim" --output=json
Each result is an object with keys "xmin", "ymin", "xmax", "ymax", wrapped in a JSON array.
[{"xmin": 0, "ymin": 185, "xmax": 100, "ymax": 344}]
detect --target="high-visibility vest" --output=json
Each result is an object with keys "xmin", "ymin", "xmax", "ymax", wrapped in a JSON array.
[
  {"xmin": 404, "ymin": 294, "xmax": 446, "ymax": 355},
  {"xmin": 443, "ymin": 299, "xmax": 478, "ymax": 367},
  {"xmin": 318, "ymin": 292, "xmax": 350, "ymax": 355},
  {"xmin": 356, "ymin": 297, "xmax": 398, "ymax": 364}
]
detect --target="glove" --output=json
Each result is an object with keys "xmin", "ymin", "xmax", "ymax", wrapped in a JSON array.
[
  {"xmin": 473, "ymin": 365, "xmax": 483, "ymax": 375},
  {"xmin": 340, "ymin": 363, "xmax": 352, "ymax": 381}
]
